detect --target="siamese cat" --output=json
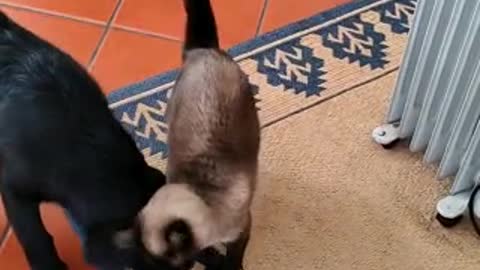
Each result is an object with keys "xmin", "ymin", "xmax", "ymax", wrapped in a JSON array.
[{"xmin": 134, "ymin": 0, "xmax": 260, "ymax": 269}]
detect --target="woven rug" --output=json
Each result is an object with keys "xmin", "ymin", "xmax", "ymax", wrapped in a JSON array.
[
  {"xmin": 108, "ymin": 0, "xmax": 415, "ymax": 171},
  {"xmin": 107, "ymin": 0, "xmax": 426, "ymax": 269}
]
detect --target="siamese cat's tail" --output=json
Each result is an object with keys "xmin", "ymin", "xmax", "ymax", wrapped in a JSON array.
[{"xmin": 183, "ymin": 0, "xmax": 219, "ymax": 53}]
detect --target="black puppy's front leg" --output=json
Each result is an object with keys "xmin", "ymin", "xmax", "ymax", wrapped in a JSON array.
[
  {"xmin": 222, "ymin": 214, "xmax": 252, "ymax": 270},
  {"xmin": 2, "ymin": 190, "xmax": 67, "ymax": 270},
  {"xmin": 222, "ymin": 232, "xmax": 250, "ymax": 270}
]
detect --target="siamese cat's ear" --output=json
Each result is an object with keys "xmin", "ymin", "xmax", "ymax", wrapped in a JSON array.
[{"xmin": 113, "ymin": 228, "xmax": 135, "ymax": 249}]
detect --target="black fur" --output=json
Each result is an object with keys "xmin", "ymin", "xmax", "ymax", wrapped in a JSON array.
[{"xmin": 0, "ymin": 11, "xmax": 171, "ymax": 270}]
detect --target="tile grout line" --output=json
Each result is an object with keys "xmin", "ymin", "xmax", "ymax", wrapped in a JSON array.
[
  {"xmin": 112, "ymin": 25, "xmax": 182, "ymax": 43},
  {"xmin": 255, "ymin": 0, "xmax": 270, "ymax": 37},
  {"xmin": 87, "ymin": 0, "xmax": 125, "ymax": 70},
  {"xmin": 0, "ymin": 2, "xmax": 183, "ymax": 44},
  {"xmin": 0, "ymin": 2, "xmax": 105, "ymax": 27},
  {"xmin": 0, "ymin": 226, "xmax": 10, "ymax": 249}
]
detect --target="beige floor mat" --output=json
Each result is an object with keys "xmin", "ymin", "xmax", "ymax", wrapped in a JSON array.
[{"xmin": 246, "ymin": 72, "xmax": 480, "ymax": 270}]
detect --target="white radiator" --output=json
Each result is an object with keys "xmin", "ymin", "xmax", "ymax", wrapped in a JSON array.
[{"xmin": 372, "ymin": 0, "xmax": 480, "ymax": 227}]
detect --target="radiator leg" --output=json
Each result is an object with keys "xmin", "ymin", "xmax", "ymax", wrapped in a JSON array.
[
  {"xmin": 472, "ymin": 186, "xmax": 480, "ymax": 220},
  {"xmin": 435, "ymin": 191, "xmax": 471, "ymax": 228},
  {"xmin": 372, "ymin": 123, "xmax": 401, "ymax": 149}
]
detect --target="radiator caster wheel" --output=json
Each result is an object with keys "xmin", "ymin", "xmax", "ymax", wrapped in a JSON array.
[
  {"xmin": 380, "ymin": 139, "xmax": 400, "ymax": 150},
  {"xmin": 436, "ymin": 192, "xmax": 470, "ymax": 228},
  {"xmin": 436, "ymin": 213, "xmax": 462, "ymax": 228},
  {"xmin": 372, "ymin": 123, "xmax": 400, "ymax": 149}
]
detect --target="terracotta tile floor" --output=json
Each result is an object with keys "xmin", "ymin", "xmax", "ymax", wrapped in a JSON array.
[{"xmin": 0, "ymin": 0, "xmax": 351, "ymax": 268}]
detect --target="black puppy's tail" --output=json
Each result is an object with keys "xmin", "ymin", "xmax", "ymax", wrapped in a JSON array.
[{"xmin": 183, "ymin": 0, "xmax": 219, "ymax": 53}]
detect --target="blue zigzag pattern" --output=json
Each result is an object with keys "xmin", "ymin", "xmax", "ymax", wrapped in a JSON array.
[
  {"xmin": 319, "ymin": 15, "xmax": 388, "ymax": 69},
  {"xmin": 111, "ymin": 88, "xmax": 170, "ymax": 158},
  {"xmin": 253, "ymin": 39, "xmax": 326, "ymax": 97},
  {"xmin": 375, "ymin": 0, "xmax": 417, "ymax": 34}
]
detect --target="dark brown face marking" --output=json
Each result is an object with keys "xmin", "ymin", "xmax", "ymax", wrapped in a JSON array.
[
  {"xmin": 164, "ymin": 219, "xmax": 195, "ymax": 254},
  {"xmin": 157, "ymin": 219, "xmax": 198, "ymax": 268}
]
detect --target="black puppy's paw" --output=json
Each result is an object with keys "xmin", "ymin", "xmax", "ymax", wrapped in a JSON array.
[
  {"xmin": 220, "ymin": 261, "xmax": 244, "ymax": 270},
  {"xmin": 32, "ymin": 260, "xmax": 68, "ymax": 270},
  {"xmin": 195, "ymin": 247, "xmax": 225, "ymax": 270}
]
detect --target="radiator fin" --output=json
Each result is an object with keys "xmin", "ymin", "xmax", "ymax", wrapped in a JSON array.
[{"xmin": 387, "ymin": 0, "xmax": 480, "ymax": 194}]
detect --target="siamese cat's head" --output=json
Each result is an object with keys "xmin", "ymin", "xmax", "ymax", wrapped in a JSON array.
[{"xmin": 115, "ymin": 184, "xmax": 214, "ymax": 268}]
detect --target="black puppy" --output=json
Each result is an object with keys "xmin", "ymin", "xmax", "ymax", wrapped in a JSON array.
[{"xmin": 0, "ymin": 11, "xmax": 172, "ymax": 270}]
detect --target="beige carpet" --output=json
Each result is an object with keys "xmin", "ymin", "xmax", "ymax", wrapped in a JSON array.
[
  {"xmin": 245, "ymin": 72, "xmax": 480, "ymax": 270},
  {"xmin": 108, "ymin": 1, "xmax": 480, "ymax": 268}
]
